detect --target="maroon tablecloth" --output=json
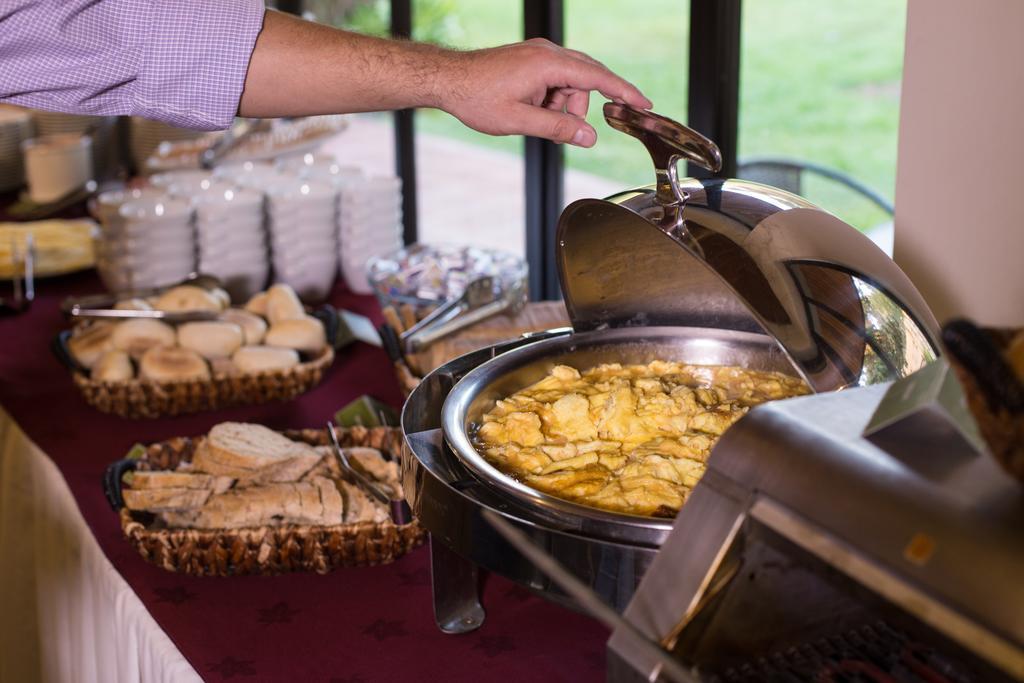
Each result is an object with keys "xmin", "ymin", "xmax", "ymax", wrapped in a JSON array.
[{"xmin": 0, "ymin": 271, "xmax": 607, "ymax": 682}]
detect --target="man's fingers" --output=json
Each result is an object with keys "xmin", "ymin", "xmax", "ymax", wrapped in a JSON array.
[
  {"xmin": 545, "ymin": 90, "xmax": 568, "ymax": 112},
  {"xmin": 514, "ymin": 104, "xmax": 597, "ymax": 147},
  {"xmin": 553, "ymin": 58, "xmax": 651, "ymax": 110},
  {"xmin": 565, "ymin": 48, "xmax": 606, "ymax": 70},
  {"xmin": 544, "ymin": 88, "xmax": 589, "ymax": 119},
  {"xmin": 565, "ymin": 89, "xmax": 589, "ymax": 119}
]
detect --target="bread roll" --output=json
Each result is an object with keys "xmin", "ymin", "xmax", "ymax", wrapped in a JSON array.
[
  {"xmin": 265, "ymin": 284, "xmax": 305, "ymax": 324},
  {"xmin": 232, "ymin": 345, "xmax": 299, "ymax": 373},
  {"xmin": 264, "ymin": 316, "xmax": 327, "ymax": 354},
  {"xmin": 177, "ymin": 321, "xmax": 244, "ymax": 360},
  {"xmin": 244, "ymin": 291, "xmax": 269, "ymax": 317},
  {"xmin": 68, "ymin": 322, "xmax": 115, "ymax": 369},
  {"xmin": 138, "ymin": 345, "xmax": 210, "ymax": 382},
  {"xmin": 114, "ymin": 298, "xmax": 152, "ymax": 311},
  {"xmin": 91, "ymin": 349, "xmax": 134, "ymax": 382},
  {"xmin": 209, "ymin": 286, "xmax": 231, "ymax": 310},
  {"xmin": 210, "ymin": 357, "xmax": 238, "ymax": 376},
  {"xmin": 219, "ymin": 308, "xmax": 267, "ymax": 345},
  {"xmin": 154, "ymin": 285, "xmax": 221, "ymax": 313},
  {"xmin": 111, "ymin": 319, "xmax": 176, "ymax": 359}
]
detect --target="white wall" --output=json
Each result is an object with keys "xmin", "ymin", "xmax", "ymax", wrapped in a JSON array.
[{"xmin": 894, "ymin": 0, "xmax": 1024, "ymax": 326}]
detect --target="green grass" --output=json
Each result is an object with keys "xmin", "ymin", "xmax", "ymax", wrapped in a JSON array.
[{"xmin": 341, "ymin": 0, "xmax": 907, "ymax": 232}]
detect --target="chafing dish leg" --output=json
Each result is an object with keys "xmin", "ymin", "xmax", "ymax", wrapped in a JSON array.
[{"xmin": 430, "ymin": 537, "xmax": 485, "ymax": 634}]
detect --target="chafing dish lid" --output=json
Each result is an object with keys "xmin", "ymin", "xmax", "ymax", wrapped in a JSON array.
[{"xmin": 556, "ymin": 104, "xmax": 941, "ymax": 392}]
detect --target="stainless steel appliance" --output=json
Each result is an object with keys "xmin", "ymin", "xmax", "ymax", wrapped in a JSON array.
[
  {"xmin": 608, "ymin": 382, "xmax": 1024, "ymax": 682},
  {"xmin": 401, "ymin": 104, "xmax": 941, "ymax": 634}
]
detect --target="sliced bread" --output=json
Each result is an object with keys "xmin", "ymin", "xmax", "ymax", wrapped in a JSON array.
[
  {"xmin": 123, "ymin": 487, "xmax": 211, "ymax": 512},
  {"xmin": 208, "ymin": 422, "xmax": 299, "ymax": 467},
  {"xmin": 162, "ymin": 478, "xmax": 340, "ymax": 529},
  {"xmin": 202, "ymin": 422, "xmax": 317, "ymax": 473},
  {"xmin": 129, "ymin": 470, "xmax": 235, "ymax": 493},
  {"xmin": 316, "ymin": 477, "xmax": 345, "ymax": 525}
]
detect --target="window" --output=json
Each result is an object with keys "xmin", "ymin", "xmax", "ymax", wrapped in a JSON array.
[
  {"xmin": 738, "ymin": 1, "xmax": 907, "ymax": 235},
  {"xmin": 296, "ymin": 0, "xmax": 909, "ymax": 292},
  {"xmin": 564, "ymin": 0, "xmax": 690, "ymax": 204},
  {"xmin": 413, "ymin": 2, "xmax": 527, "ymax": 256}
]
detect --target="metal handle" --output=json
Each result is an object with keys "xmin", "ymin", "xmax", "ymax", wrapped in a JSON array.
[
  {"xmin": 103, "ymin": 458, "xmax": 138, "ymax": 511},
  {"xmin": 603, "ymin": 103, "xmax": 722, "ymax": 206},
  {"xmin": 51, "ymin": 330, "xmax": 89, "ymax": 375}
]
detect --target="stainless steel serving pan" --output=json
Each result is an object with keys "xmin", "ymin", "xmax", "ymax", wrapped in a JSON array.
[{"xmin": 442, "ymin": 325, "xmax": 798, "ymax": 545}]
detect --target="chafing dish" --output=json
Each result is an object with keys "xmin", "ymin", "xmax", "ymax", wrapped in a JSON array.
[
  {"xmin": 608, "ymin": 381, "xmax": 1024, "ymax": 682},
  {"xmin": 401, "ymin": 104, "xmax": 941, "ymax": 633}
]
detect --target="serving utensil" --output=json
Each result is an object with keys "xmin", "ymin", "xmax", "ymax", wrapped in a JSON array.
[
  {"xmin": 0, "ymin": 233, "xmax": 35, "ymax": 315},
  {"xmin": 400, "ymin": 276, "xmax": 526, "ymax": 354},
  {"xmin": 199, "ymin": 118, "xmax": 272, "ymax": 169},
  {"xmin": 326, "ymin": 421, "xmax": 411, "ymax": 525},
  {"xmin": 61, "ymin": 273, "xmax": 224, "ymax": 322}
]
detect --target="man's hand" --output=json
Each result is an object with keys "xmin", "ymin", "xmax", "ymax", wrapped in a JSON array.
[
  {"xmin": 241, "ymin": 12, "xmax": 650, "ymax": 147},
  {"xmin": 439, "ymin": 38, "xmax": 651, "ymax": 147}
]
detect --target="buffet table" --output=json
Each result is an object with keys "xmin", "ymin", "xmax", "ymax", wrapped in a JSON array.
[{"xmin": 0, "ymin": 271, "xmax": 606, "ymax": 682}]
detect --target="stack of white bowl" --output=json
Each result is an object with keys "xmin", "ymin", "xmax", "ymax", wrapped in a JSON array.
[
  {"xmin": 335, "ymin": 175, "xmax": 403, "ymax": 295},
  {"xmin": 188, "ymin": 183, "xmax": 268, "ymax": 301},
  {"xmin": 264, "ymin": 178, "xmax": 338, "ymax": 300},
  {"xmin": 0, "ymin": 105, "xmax": 33, "ymax": 191},
  {"xmin": 93, "ymin": 193, "xmax": 195, "ymax": 292},
  {"xmin": 32, "ymin": 110, "xmax": 117, "ymax": 179}
]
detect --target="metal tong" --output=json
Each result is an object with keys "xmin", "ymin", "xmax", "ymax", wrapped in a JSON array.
[
  {"xmin": 61, "ymin": 273, "xmax": 223, "ymax": 322},
  {"xmin": 199, "ymin": 118, "xmax": 273, "ymax": 169},
  {"xmin": 326, "ymin": 422, "xmax": 411, "ymax": 525},
  {"xmin": 0, "ymin": 233, "xmax": 35, "ymax": 316},
  {"xmin": 400, "ymin": 276, "xmax": 527, "ymax": 354}
]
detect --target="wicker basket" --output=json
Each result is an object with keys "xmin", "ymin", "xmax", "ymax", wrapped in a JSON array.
[
  {"xmin": 106, "ymin": 426, "xmax": 425, "ymax": 576},
  {"xmin": 54, "ymin": 330, "xmax": 336, "ymax": 419}
]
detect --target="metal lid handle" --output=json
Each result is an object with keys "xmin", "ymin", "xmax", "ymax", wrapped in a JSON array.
[{"xmin": 603, "ymin": 103, "xmax": 722, "ymax": 205}]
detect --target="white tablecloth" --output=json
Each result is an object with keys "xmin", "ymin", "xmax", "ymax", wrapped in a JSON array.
[{"xmin": 0, "ymin": 407, "xmax": 201, "ymax": 683}]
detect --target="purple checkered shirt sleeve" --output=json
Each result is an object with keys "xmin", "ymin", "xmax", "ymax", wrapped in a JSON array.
[{"xmin": 0, "ymin": 0, "xmax": 266, "ymax": 130}]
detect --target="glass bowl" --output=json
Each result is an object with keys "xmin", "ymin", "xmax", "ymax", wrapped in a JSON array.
[{"xmin": 366, "ymin": 243, "xmax": 528, "ymax": 313}]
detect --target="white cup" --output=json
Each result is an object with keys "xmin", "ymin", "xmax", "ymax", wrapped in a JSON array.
[{"xmin": 21, "ymin": 134, "xmax": 93, "ymax": 203}]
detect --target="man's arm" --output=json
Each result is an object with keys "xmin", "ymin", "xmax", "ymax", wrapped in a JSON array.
[
  {"xmin": 240, "ymin": 11, "xmax": 650, "ymax": 148},
  {"xmin": 0, "ymin": 0, "xmax": 265, "ymax": 130},
  {"xmin": 0, "ymin": 2, "xmax": 649, "ymax": 145}
]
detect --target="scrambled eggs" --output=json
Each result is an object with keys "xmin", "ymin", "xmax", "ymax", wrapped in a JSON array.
[{"xmin": 474, "ymin": 361, "xmax": 808, "ymax": 517}]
